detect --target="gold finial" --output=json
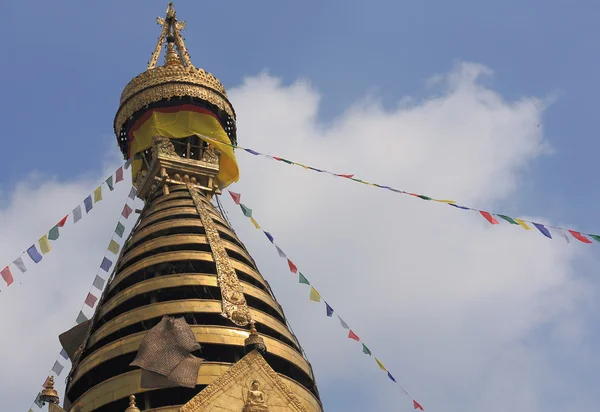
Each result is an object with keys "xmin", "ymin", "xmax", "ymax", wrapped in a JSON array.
[
  {"xmin": 39, "ymin": 375, "xmax": 60, "ymax": 404},
  {"xmin": 244, "ymin": 321, "xmax": 267, "ymax": 354},
  {"xmin": 125, "ymin": 395, "xmax": 141, "ymax": 412},
  {"xmin": 148, "ymin": 2, "xmax": 194, "ymax": 69}
]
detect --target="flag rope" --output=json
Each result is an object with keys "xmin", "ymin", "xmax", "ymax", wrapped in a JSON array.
[
  {"xmin": 26, "ymin": 185, "xmax": 138, "ymax": 411},
  {"xmin": 1, "ymin": 161, "xmax": 132, "ymax": 293},
  {"xmin": 197, "ymin": 134, "xmax": 600, "ymax": 246},
  {"xmin": 226, "ymin": 190, "xmax": 425, "ymax": 411}
]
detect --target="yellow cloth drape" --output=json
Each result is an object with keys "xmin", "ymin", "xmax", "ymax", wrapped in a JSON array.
[{"xmin": 129, "ymin": 109, "xmax": 239, "ymax": 188}]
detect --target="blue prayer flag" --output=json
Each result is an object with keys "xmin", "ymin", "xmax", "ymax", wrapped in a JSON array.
[
  {"xmin": 26, "ymin": 245, "xmax": 43, "ymax": 263},
  {"xmin": 325, "ymin": 302, "xmax": 334, "ymax": 317},
  {"xmin": 100, "ymin": 257, "xmax": 113, "ymax": 272},
  {"xmin": 84, "ymin": 195, "xmax": 93, "ymax": 213}
]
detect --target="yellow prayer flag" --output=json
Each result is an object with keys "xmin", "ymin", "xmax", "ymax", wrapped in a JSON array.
[
  {"xmin": 514, "ymin": 218, "xmax": 531, "ymax": 230},
  {"xmin": 435, "ymin": 199, "xmax": 456, "ymax": 204},
  {"xmin": 375, "ymin": 357, "xmax": 386, "ymax": 371},
  {"xmin": 297, "ymin": 163, "xmax": 310, "ymax": 169},
  {"xmin": 250, "ymin": 217, "xmax": 261, "ymax": 229},
  {"xmin": 39, "ymin": 235, "xmax": 51, "ymax": 254},
  {"xmin": 309, "ymin": 287, "xmax": 321, "ymax": 302},
  {"xmin": 108, "ymin": 240, "xmax": 120, "ymax": 255},
  {"xmin": 93, "ymin": 186, "xmax": 102, "ymax": 203}
]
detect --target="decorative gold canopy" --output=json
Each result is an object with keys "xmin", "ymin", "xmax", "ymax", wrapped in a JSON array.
[{"xmin": 114, "ymin": 2, "xmax": 235, "ymax": 138}]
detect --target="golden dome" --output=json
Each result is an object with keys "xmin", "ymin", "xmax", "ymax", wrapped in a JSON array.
[{"xmin": 114, "ymin": 3, "xmax": 235, "ymax": 137}]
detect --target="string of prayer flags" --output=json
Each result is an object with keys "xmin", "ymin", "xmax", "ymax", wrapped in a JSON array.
[
  {"xmin": 226, "ymin": 190, "xmax": 424, "ymax": 410},
  {"xmin": 196, "ymin": 134, "xmax": 600, "ymax": 247}
]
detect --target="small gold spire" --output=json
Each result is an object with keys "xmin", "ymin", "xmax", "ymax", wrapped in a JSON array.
[
  {"xmin": 39, "ymin": 375, "xmax": 60, "ymax": 404},
  {"xmin": 244, "ymin": 321, "xmax": 267, "ymax": 354},
  {"xmin": 164, "ymin": 41, "xmax": 180, "ymax": 66},
  {"xmin": 125, "ymin": 395, "xmax": 141, "ymax": 412}
]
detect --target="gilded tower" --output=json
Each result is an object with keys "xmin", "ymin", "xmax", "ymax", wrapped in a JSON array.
[{"xmin": 57, "ymin": 4, "xmax": 323, "ymax": 412}]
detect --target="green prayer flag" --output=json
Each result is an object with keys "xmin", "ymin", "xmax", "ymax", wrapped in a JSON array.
[
  {"xmin": 497, "ymin": 215, "xmax": 518, "ymax": 225},
  {"xmin": 48, "ymin": 225, "xmax": 60, "ymax": 241},
  {"xmin": 281, "ymin": 158, "xmax": 293, "ymax": 164},
  {"xmin": 417, "ymin": 195, "xmax": 432, "ymax": 200},
  {"xmin": 240, "ymin": 204, "xmax": 252, "ymax": 217},
  {"xmin": 362, "ymin": 344, "xmax": 372, "ymax": 355},
  {"xmin": 106, "ymin": 176, "xmax": 114, "ymax": 191},
  {"xmin": 115, "ymin": 222, "xmax": 125, "ymax": 238},
  {"xmin": 298, "ymin": 273, "xmax": 310, "ymax": 285},
  {"xmin": 76, "ymin": 311, "xmax": 88, "ymax": 324},
  {"xmin": 589, "ymin": 234, "xmax": 600, "ymax": 242}
]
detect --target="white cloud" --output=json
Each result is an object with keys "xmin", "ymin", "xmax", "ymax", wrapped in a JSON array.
[{"xmin": 0, "ymin": 63, "xmax": 598, "ymax": 412}]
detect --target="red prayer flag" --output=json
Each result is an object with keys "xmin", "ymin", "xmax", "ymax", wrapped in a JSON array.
[
  {"xmin": 479, "ymin": 211, "xmax": 499, "ymax": 225},
  {"xmin": 348, "ymin": 330, "xmax": 360, "ymax": 341},
  {"xmin": 413, "ymin": 400, "xmax": 424, "ymax": 410},
  {"xmin": 568, "ymin": 230, "xmax": 592, "ymax": 244},
  {"xmin": 287, "ymin": 259, "xmax": 298, "ymax": 274},
  {"xmin": 1, "ymin": 266, "xmax": 13, "ymax": 286},
  {"xmin": 115, "ymin": 167, "xmax": 124, "ymax": 183},
  {"xmin": 336, "ymin": 173, "xmax": 354, "ymax": 178},
  {"xmin": 228, "ymin": 191, "xmax": 241, "ymax": 205},
  {"xmin": 57, "ymin": 215, "xmax": 68, "ymax": 227},
  {"xmin": 272, "ymin": 156, "xmax": 282, "ymax": 161},
  {"xmin": 122, "ymin": 204, "xmax": 133, "ymax": 219},
  {"xmin": 85, "ymin": 292, "xmax": 98, "ymax": 308}
]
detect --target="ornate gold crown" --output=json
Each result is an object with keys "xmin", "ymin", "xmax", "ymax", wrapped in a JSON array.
[{"xmin": 114, "ymin": 3, "xmax": 235, "ymax": 137}]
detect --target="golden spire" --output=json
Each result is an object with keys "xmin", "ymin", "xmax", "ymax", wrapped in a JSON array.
[
  {"xmin": 125, "ymin": 395, "xmax": 141, "ymax": 412},
  {"xmin": 39, "ymin": 375, "xmax": 60, "ymax": 404},
  {"xmin": 148, "ymin": 2, "xmax": 194, "ymax": 69}
]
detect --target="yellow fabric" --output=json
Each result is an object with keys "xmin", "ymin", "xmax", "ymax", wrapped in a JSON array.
[
  {"xmin": 309, "ymin": 287, "xmax": 321, "ymax": 302},
  {"xmin": 93, "ymin": 186, "xmax": 103, "ymax": 203},
  {"xmin": 108, "ymin": 240, "xmax": 120, "ymax": 255},
  {"xmin": 250, "ymin": 217, "xmax": 261, "ymax": 229},
  {"xmin": 514, "ymin": 218, "xmax": 531, "ymax": 230},
  {"xmin": 375, "ymin": 357, "xmax": 386, "ymax": 371},
  {"xmin": 130, "ymin": 110, "xmax": 239, "ymax": 188},
  {"xmin": 39, "ymin": 235, "xmax": 51, "ymax": 254}
]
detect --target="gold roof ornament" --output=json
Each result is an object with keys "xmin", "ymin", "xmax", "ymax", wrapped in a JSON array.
[
  {"xmin": 125, "ymin": 395, "xmax": 141, "ymax": 412},
  {"xmin": 39, "ymin": 375, "xmax": 60, "ymax": 405},
  {"xmin": 114, "ymin": 2, "xmax": 235, "ymax": 144}
]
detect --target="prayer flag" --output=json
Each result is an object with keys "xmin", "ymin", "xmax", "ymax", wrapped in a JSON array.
[
  {"xmin": 84, "ymin": 195, "xmax": 93, "ymax": 213},
  {"xmin": 514, "ymin": 218, "xmax": 531, "ymax": 230},
  {"xmin": 479, "ymin": 211, "xmax": 499, "ymax": 224},
  {"xmin": 48, "ymin": 225, "xmax": 59, "ymax": 241},
  {"xmin": 551, "ymin": 228, "xmax": 570, "ymax": 243},
  {"xmin": 532, "ymin": 223, "xmax": 552, "ymax": 239},
  {"xmin": 264, "ymin": 231, "xmax": 274, "ymax": 243},
  {"xmin": 228, "ymin": 191, "xmax": 241, "ymax": 204},
  {"xmin": 125, "ymin": 158, "xmax": 132, "ymax": 169},
  {"xmin": 92, "ymin": 275, "xmax": 105, "ymax": 290},
  {"xmin": 57, "ymin": 215, "xmax": 68, "ymax": 227},
  {"xmin": 51, "ymin": 360, "xmax": 64, "ymax": 376},
  {"xmin": 245, "ymin": 148, "xmax": 260, "ymax": 155},
  {"xmin": 413, "ymin": 400, "xmax": 424, "ymax": 410},
  {"xmin": 417, "ymin": 195, "xmax": 432, "ymax": 200},
  {"xmin": 336, "ymin": 173, "xmax": 354, "ymax": 178},
  {"xmin": 287, "ymin": 259, "xmax": 298, "ymax": 274},
  {"xmin": 325, "ymin": 302, "xmax": 334, "ymax": 317},
  {"xmin": 348, "ymin": 330, "xmax": 360, "ymax": 341},
  {"xmin": 122, "ymin": 204, "xmax": 133, "ymax": 219},
  {"xmin": 39, "ymin": 235, "xmax": 51, "ymax": 254},
  {"xmin": 27, "ymin": 245, "xmax": 43, "ymax": 263},
  {"xmin": 337, "ymin": 315, "xmax": 349, "ymax": 329},
  {"xmin": 362, "ymin": 344, "xmax": 372, "ymax": 355},
  {"xmin": 115, "ymin": 222, "xmax": 125, "ymax": 238},
  {"xmin": 569, "ymin": 230, "xmax": 592, "ymax": 244},
  {"xmin": 73, "ymin": 205, "xmax": 82, "ymax": 223},
  {"xmin": 85, "ymin": 292, "xmax": 98, "ymax": 308},
  {"xmin": 34, "ymin": 393, "xmax": 44, "ymax": 407},
  {"xmin": 309, "ymin": 287, "xmax": 321, "ymax": 302},
  {"xmin": 108, "ymin": 240, "xmax": 120, "ymax": 255},
  {"xmin": 60, "ymin": 348, "xmax": 69, "ymax": 360},
  {"xmin": 276, "ymin": 246, "xmax": 286, "ymax": 258},
  {"xmin": 240, "ymin": 203, "xmax": 252, "ymax": 217},
  {"xmin": 449, "ymin": 204, "xmax": 470, "ymax": 210},
  {"xmin": 298, "ymin": 273, "xmax": 310, "ymax": 285},
  {"xmin": 250, "ymin": 217, "xmax": 260, "ymax": 229},
  {"xmin": 93, "ymin": 186, "xmax": 102, "ymax": 203},
  {"xmin": 387, "ymin": 372, "xmax": 396, "ymax": 382},
  {"xmin": 590, "ymin": 234, "xmax": 600, "ymax": 243},
  {"xmin": 128, "ymin": 186, "xmax": 137, "ymax": 200},
  {"xmin": 115, "ymin": 166, "xmax": 124, "ymax": 183},
  {"xmin": 13, "ymin": 257, "xmax": 26, "ymax": 273},
  {"xmin": 1, "ymin": 266, "xmax": 13, "ymax": 286},
  {"xmin": 106, "ymin": 176, "xmax": 114, "ymax": 191},
  {"xmin": 76, "ymin": 311, "xmax": 88, "ymax": 324},
  {"xmin": 375, "ymin": 357, "xmax": 386, "ymax": 371},
  {"xmin": 100, "ymin": 257, "xmax": 113, "ymax": 272},
  {"xmin": 497, "ymin": 215, "xmax": 518, "ymax": 225}
]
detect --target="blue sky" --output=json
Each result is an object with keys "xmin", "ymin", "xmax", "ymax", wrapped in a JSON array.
[{"xmin": 1, "ymin": 1, "xmax": 599, "ymax": 411}]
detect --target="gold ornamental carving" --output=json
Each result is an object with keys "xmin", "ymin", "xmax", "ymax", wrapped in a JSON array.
[
  {"xmin": 187, "ymin": 185, "xmax": 252, "ymax": 327},
  {"xmin": 152, "ymin": 135, "xmax": 178, "ymax": 157},
  {"xmin": 243, "ymin": 380, "xmax": 269, "ymax": 412}
]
